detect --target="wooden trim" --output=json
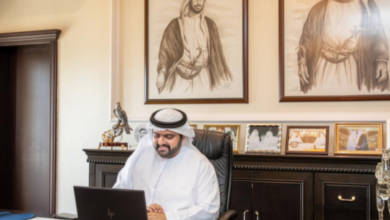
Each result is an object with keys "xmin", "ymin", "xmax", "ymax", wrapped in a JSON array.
[
  {"xmin": 278, "ymin": 0, "xmax": 285, "ymax": 102},
  {"xmin": 233, "ymin": 164, "xmax": 375, "ymax": 174},
  {"xmin": 49, "ymin": 39, "xmax": 58, "ymax": 215},
  {"xmin": 0, "ymin": 30, "xmax": 60, "ymax": 46}
]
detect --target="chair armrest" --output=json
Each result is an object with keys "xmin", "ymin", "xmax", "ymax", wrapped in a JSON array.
[{"xmin": 218, "ymin": 210, "xmax": 238, "ymax": 220}]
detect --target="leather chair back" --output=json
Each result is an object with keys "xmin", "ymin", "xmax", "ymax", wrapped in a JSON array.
[{"xmin": 192, "ymin": 129, "xmax": 233, "ymax": 215}]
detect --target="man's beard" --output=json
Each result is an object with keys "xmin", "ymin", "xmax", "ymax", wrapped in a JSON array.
[
  {"xmin": 155, "ymin": 140, "xmax": 182, "ymax": 158},
  {"xmin": 190, "ymin": 4, "xmax": 204, "ymax": 13}
]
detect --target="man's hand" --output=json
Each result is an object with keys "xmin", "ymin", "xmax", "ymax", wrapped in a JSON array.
[
  {"xmin": 375, "ymin": 61, "xmax": 388, "ymax": 82},
  {"xmin": 148, "ymin": 212, "xmax": 166, "ymax": 220},
  {"xmin": 147, "ymin": 204, "xmax": 166, "ymax": 220}
]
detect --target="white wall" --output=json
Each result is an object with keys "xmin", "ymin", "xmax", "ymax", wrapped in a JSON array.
[{"xmin": 0, "ymin": 0, "xmax": 389, "ymax": 215}]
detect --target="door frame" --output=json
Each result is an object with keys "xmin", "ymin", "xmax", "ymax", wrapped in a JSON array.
[{"xmin": 0, "ymin": 29, "xmax": 61, "ymax": 215}]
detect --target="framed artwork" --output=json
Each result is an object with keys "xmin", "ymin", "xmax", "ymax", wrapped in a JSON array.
[
  {"xmin": 286, "ymin": 126, "xmax": 329, "ymax": 154},
  {"xmin": 127, "ymin": 122, "xmax": 148, "ymax": 148},
  {"xmin": 279, "ymin": 0, "xmax": 390, "ymax": 101},
  {"xmin": 203, "ymin": 124, "xmax": 240, "ymax": 152},
  {"xmin": 335, "ymin": 123, "xmax": 383, "ymax": 155},
  {"xmin": 145, "ymin": 0, "xmax": 248, "ymax": 104},
  {"xmin": 244, "ymin": 124, "xmax": 282, "ymax": 153}
]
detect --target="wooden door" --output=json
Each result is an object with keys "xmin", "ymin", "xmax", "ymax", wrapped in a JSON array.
[
  {"xmin": 0, "ymin": 30, "xmax": 60, "ymax": 217},
  {"xmin": 0, "ymin": 47, "xmax": 15, "ymax": 209}
]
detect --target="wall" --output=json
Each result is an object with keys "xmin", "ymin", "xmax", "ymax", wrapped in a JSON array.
[{"xmin": 0, "ymin": 0, "xmax": 389, "ymax": 215}]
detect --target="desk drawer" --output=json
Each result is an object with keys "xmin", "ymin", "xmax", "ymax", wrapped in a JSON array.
[
  {"xmin": 324, "ymin": 183, "xmax": 368, "ymax": 219},
  {"xmin": 314, "ymin": 173, "xmax": 376, "ymax": 220}
]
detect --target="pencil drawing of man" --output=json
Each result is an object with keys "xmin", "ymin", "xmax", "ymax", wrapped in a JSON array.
[
  {"xmin": 297, "ymin": 0, "xmax": 389, "ymax": 93},
  {"xmin": 156, "ymin": 0, "xmax": 232, "ymax": 93}
]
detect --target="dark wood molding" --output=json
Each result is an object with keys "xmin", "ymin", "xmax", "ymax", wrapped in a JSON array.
[
  {"xmin": 233, "ymin": 154, "xmax": 379, "ymax": 174},
  {"xmin": 83, "ymin": 149, "xmax": 132, "ymax": 164},
  {"xmin": 233, "ymin": 164, "xmax": 375, "ymax": 174},
  {"xmin": 49, "ymin": 40, "xmax": 58, "ymax": 215},
  {"xmin": 0, "ymin": 30, "xmax": 60, "ymax": 46}
]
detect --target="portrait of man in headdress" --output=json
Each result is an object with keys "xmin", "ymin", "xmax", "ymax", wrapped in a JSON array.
[
  {"xmin": 156, "ymin": 0, "xmax": 232, "ymax": 94},
  {"xmin": 282, "ymin": 0, "xmax": 390, "ymax": 98},
  {"xmin": 146, "ymin": 0, "xmax": 246, "ymax": 101}
]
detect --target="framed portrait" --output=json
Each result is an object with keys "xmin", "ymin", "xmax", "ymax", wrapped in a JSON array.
[
  {"xmin": 279, "ymin": 0, "xmax": 390, "ymax": 101},
  {"xmin": 286, "ymin": 126, "xmax": 329, "ymax": 154},
  {"xmin": 203, "ymin": 124, "xmax": 240, "ymax": 152},
  {"xmin": 145, "ymin": 0, "xmax": 248, "ymax": 104},
  {"xmin": 244, "ymin": 124, "xmax": 282, "ymax": 153},
  {"xmin": 335, "ymin": 123, "xmax": 383, "ymax": 155},
  {"xmin": 126, "ymin": 122, "xmax": 148, "ymax": 149}
]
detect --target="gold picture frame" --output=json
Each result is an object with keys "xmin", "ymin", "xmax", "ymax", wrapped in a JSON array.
[
  {"xmin": 189, "ymin": 124, "xmax": 199, "ymax": 129},
  {"xmin": 335, "ymin": 123, "xmax": 383, "ymax": 155},
  {"xmin": 203, "ymin": 124, "xmax": 240, "ymax": 153}
]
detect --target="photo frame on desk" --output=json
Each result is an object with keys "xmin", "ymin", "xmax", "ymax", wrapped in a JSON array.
[
  {"xmin": 128, "ymin": 122, "xmax": 148, "ymax": 149},
  {"xmin": 286, "ymin": 126, "xmax": 329, "ymax": 155},
  {"xmin": 279, "ymin": 0, "xmax": 390, "ymax": 101},
  {"xmin": 335, "ymin": 123, "xmax": 383, "ymax": 155},
  {"xmin": 145, "ymin": 0, "xmax": 248, "ymax": 104},
  {"xmin": 244, "ymin": 124, "xmax": 282, "ymax": 154},
  {"xmin": 203, "ymin": 124, "xmax": 240, "ymax": 153}
]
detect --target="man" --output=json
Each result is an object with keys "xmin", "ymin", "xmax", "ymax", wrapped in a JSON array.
[
  {"xmin": 259, "ymin": 130, "xmax": 279, "ymax": 150},
  {"xmin": 356, "ymin": 129, "xmax": 369, "ymax": 150},
  {"xmin": 288, "ymin": 130, "xmax": 303, "ymax": 149},
  {"xmin": 297, "ymin": 0, "xmax": 389, "ymax": 93},
  {"xmin": 156, "ymin": 0, "xmax": 232, "ymax": 93},
  {"xmin": 113, "ymin": 108, "xmax": 220, "ymax": 220}
]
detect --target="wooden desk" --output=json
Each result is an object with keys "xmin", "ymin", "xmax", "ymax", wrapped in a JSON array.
[{"xmin": 84, "ymin": 149, "xmax": 382, "ymax": 220}]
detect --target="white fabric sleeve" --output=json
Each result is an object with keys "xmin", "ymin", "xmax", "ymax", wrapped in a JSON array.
[
  {"xmin": 164, "ymin": 159, "xmax": 220, "ymax": 220},
  {"xmin": 112, "ymin": 138, "xmax": 147, "ymax": 189}
]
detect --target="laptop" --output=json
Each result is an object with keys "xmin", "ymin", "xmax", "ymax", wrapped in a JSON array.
[{"xmin": 74, "ymin": 186, "xmax": 148, "ymax": 220}]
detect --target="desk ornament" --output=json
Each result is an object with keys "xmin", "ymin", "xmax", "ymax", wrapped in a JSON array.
[
  {"xmin": 99, "ymin": 102, "xmax": 132, "ymax": 150},
  {"xmin": 375, "ymin": 148, "xmax": 390, "ymax": 220}
]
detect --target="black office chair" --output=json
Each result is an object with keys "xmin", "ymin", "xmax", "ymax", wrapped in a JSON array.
[{"xmin": 192, "ymin": 129, "xmax": 237, "ymax": 220}]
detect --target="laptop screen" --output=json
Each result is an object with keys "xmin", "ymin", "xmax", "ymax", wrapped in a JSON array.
[{"xmin": 74, "ymin": 186, "xmax": 147, "ymax": 220}]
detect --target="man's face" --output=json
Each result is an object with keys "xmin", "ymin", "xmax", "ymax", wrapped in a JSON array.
[
  {"xmin": 153, "ymin": 130, "xmax": 182, "ymax": 158},
  {"xmin": 190, "ymin": 0, "xmax": 206, "ymax": 13}
]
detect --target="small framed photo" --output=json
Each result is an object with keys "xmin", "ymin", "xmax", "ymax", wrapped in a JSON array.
[
  {"xmin": 286, "ymin": 126, "xmax": 329, "ymax": 154},
  {"xmin": 203, "ymin": 124, "xmax": 240, "ymax": 153},
  {"xmin": 335, "ymin": 123, "xmax": 383, "ymax": 155},
  {"xmin": 127, "ymin": 122, "xmax": 148, "ymax": 149},
  {"xmin": 245, "ymin": 124, "xmax": 282, "ymax": 153}
]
